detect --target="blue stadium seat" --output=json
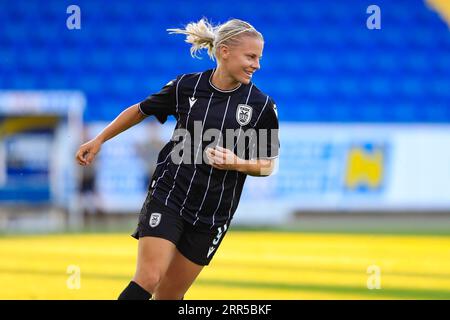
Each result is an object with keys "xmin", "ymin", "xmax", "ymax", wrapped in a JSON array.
[{"xmin": 1, "ymin": 0, "xmax": 450, "ymax": 122}]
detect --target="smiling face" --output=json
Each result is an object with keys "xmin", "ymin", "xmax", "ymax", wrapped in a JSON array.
[{"xmin": 217, "ymin": 35, "xmax": 264, "ymax": 85}]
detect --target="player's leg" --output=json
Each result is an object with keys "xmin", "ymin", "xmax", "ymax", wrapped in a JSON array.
[
  {"xmin": 119, "ymin": 194, "xmax": 184, "ymax": 300},
  {"xmin": 133, "ymin": 236, "xmax": 178, "ymax": 292},
  {"xmin": 153, "ymin": 249, "xmax": 204, "ymax": 300},
  {"xmin": 118, "ymin": 236, "xmax": 176, "ymax": 300},
  {"xmin": 153, "ymin": 222, "xmax": 230, "ymax": 300}
]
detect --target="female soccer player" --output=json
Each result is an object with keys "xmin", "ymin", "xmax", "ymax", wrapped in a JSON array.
[{"xmin": 75, "ymin": 18, "xmax": 279, "ymax": 300}]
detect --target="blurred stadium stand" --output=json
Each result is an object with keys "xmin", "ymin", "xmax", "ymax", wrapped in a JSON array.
[
  {"xmin": 1, "ymin": 0, "xmax": 449, "ymax": 123},
  {"xmin": 1, "ymin": 0, "xmax": 450, "ymax": 232}
]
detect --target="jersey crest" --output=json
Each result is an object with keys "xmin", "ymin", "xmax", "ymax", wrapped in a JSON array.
[{"xmin": 236, "ymin": 104, "xmax": 253, "ymax": 126}]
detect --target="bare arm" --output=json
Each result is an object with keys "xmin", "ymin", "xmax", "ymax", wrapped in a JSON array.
[
  {"xmin": 75, "ymin": 104, "xmax": 147, "ymax": 166},
  {"xmin": 235, "ymin": 158, "xmax": 276, "ymax": 177},
  {"xmin": 95, "ymin": 103, "xmax": 146, "ymax": 143},
  {"xmin": 206, "ymin": 146, "xmax": 276, "ymax": 177}
]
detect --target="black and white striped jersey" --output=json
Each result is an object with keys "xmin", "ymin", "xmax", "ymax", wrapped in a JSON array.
[{"xmin": 139, "ymin": 68, "xmax": 279, "ymax": 228}]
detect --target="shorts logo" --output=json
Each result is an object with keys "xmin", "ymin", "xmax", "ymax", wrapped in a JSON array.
[
  {"xmin": 149, "ymin": 213, "xmax": 162, "ymax": 228},
  {"xmin": 236, "ymin": 104, "xmax": 253, "ymax": 126}
]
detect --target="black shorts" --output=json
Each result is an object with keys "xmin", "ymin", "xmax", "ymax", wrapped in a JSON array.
[{"xmin": 131, "ymin": 192, "xmax": 230, "ymax": 266}]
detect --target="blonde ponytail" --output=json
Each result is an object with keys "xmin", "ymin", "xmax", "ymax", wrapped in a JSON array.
[
  {"xmin": 167, "ymin": 18, "xmax": 263, "ymax": 61},
  {"xmin": 167, "ymin": 18, "xmax": 217, "ymax": 60}
]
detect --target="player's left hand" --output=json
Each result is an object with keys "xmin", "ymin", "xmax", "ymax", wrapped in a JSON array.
[{"xmin": 205, "ymin": 146, "xmax": 243, "ymax": 171}]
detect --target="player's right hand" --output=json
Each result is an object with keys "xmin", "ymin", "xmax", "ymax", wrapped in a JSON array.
[{"xmin": 75, "ymin": 138, "xmax": 102, "ymax": 166}]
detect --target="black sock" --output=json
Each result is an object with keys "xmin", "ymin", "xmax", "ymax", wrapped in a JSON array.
[{"xmin": 118, "ymin": 281, "xmax": 152, "ymax": 300}]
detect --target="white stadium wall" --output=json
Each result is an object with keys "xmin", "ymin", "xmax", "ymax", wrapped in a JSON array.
[{"xmin": 87, "ymin": 121, "xmax": 450, "ymax": 225}]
